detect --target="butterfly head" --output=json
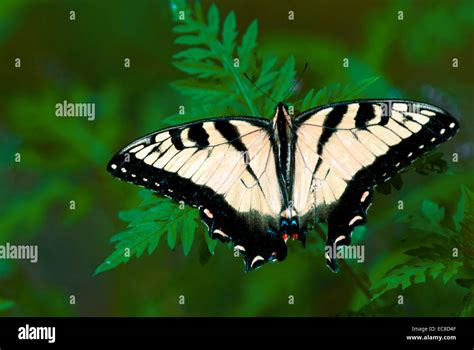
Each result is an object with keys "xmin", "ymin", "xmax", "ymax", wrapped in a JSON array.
[{"xmin": 273, "ymin": 102, "xmax": 293, "ymax": 129}]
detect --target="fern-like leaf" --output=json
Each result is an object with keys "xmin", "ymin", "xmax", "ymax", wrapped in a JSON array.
[
  {"xmin": 95, "ymin": 190, "xmax": 203, "ymax": 275},
  {"xmin": 370, "ymin": 186, "xmax": 474, "ymax": 300}
]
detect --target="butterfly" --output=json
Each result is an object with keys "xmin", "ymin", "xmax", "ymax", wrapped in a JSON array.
[{"xmin": 107, "ymin": 99, "xmax": 459, "ymax": 272}]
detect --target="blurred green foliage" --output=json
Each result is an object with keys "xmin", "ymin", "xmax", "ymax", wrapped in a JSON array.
[{"xmin": 0, "ymin": 0, "xmax": 472, "ymax": 317}]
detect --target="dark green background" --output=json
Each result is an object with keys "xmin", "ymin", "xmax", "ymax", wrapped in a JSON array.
[{"xmin": 0, "ymin": 0, "xmax": 473, "ymax": 316}]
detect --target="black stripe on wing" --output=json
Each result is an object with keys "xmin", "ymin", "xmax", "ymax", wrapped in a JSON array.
[
  {"xmin": 354, "ymin": 103, "xmax": 375, "ymax": 127},
  {"xmin": 317, "ymin": 104, "xmax": 348, "ymax": 154},
  {"xmin": 188, "ymin": 123, "xmax": 210, "ymax": 149},
  {"xmin": 214, "ymin": 120, "xmax": 250, "ymax": 156}
]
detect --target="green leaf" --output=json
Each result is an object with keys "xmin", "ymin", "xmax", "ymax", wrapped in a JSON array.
[
  {"xmin": 300, "ymin": 88, "xmax": 314, "ymax": 111},
  {"xmin": 255, "ymin": 55, "xmax": 277, "ymax": 88},
  {"xmin": 311, "ymin": 86, "xmax": 329, "ymax": 106},
  {"xmin": 171, "ymin": 78, "xmax": 235, "ymax": 104},
  {"xmin": 269, "ymin": 56, "xmax": 295, "ymax": 103},
  {"xmin": 237, "ymin": 20, "xmax": 258, "ymax": 71},
  {"xmin": 193, "ymin": 0, "xmax": 204, "ymax": 23},
  {"xmin": 398, "ymin": 198, "xmax": 447, "ymax": 236},
  {"xmin": 173, "ymin": 60, "xmax": 224, "ymax": 78},
  {"xmin": 453, "ymin": 185, "xmax": 473, "ymax": 232},
  {"xmin": 421, "ymin": 199, "xmax": 445, "ymax": 227},
  {"xmin": 182, "ymin": 212, "xmax": 197, "ymax": 256},
  {"xmin": 296, "ymin": 76, "xmax": 380, "ymax": 112},
  {"xmin": 174, "ymin": 35, "xmax": 205, "ymax": 45},
  {"xmin": 173, "ymin": 48, "xmax": 214, "ymax": 60},
  {"xmin": 147, "ymin": 233, "xmax": 161, "ymax": 256},
  {"xmin": 370, "ymin": 259, "xmax": 461, "ymax": 300},
  {"xmin": 222, "ymin": 11, "xmax": 237, "ymax": 54},
  {"xmin": 167, "ymin": 220, "xmax": 178, "ymax": 250},
  {"xmin": 172, "ymin": 23, "xmax": 200, "ymax": 33},
  {"xmin": 442, "ymin": 261, "xmax": 463, "ymax": 284},
  {"xmin": 204, "ymin": 231, "xmax": 218, "ymax": 255},
  {"xmin": 95, "ymin": 191, "xmax": 202, "ymax": 275},
  {"xmin": 207, "ymin": 4, "xmax": 219, "ymax": 36},
  {"xmin": 339, "ymin": 76, "xmax": 380, "ymax": 100}
]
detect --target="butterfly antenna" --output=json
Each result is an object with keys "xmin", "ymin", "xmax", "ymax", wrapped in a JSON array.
[
  {"xmin": 243, "ymin": 72, "xmax": 278, "ymax": 105},
  {"xmin": 283, "ymin": 62, "xmax": 308, "ymax": 102}
]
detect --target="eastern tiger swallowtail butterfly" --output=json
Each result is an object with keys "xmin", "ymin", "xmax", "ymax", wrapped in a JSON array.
[{"xmin": 107, "ymin": 100, "xmax": 459, "ymax": 272}]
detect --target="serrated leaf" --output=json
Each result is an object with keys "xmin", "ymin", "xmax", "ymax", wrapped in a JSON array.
[
  {"xmin": 95, "ymin": 191, "xmax": 202, "ymax": 275},
  {"xmin": 170, "ymin": 79, "xmax": 234, "ymax": 103},
  {"xmin": 193, "ymin": 0, "xmax": 204, "ymax": 23},
  {"xmin": 147, "ymin": 233, "xmax": 161, "ymax": 256},
  {"xmin": 204, "ymin": 229, "xmax": 218, "ymax": 255},
  {"xmin": 421, "ymin": 199, "xmax": 445, "ymax": 227},
  {"xmin": 174, "ymin": 48, "xmax": 214, "ymax": 60},
  {"xmin": 371, "ymin": 256, "xmax": 463, "ymax": 299},
  {"xmin": 167, "ymin": 220, "xmax": 178, "ymax": 249},
  {"xmin": 453, "ymin": 187, "xmax": 466, "ymax": 232},
  {"xmin": 207, "ymin": 4, "xmax": 219, "ymax": 36},
  {"xmin": 300, "ymin": 88, "xmax": 314, "ymax": 111},
  {"xmin": 371, "ymin": 260, "xmax": 445, "ymax": 299},
  {"xmin": 270, "ymin": 56, "xmax": 295, "ymax": 102},
  {"xmin": 255, "ymin": 55, "xmax": 277, "ymax": 88},
  {"xmin": 311, "ymin": 86, "xmax": 328, "ymax": 106},
  {"xmin": 174, "ymin": 35, "xmax": 205, "ymax": 45},
  {"xmin": 237, "ymin": 20, "xmax": 258, "ymax": 71},
  {"xmin": 182, "ymin": 212, "xmax": 197, "ymax": 256},
  {"xmin": 442, "ymin": 261, "xmax": 463, "ymax": 284},
  {"xmin": 222, "ymin": 11, "xmax": 237, "ymax": 54},
  {"xmin": 453, "ymin": 185, "xmax": 473, "ymax": 233},
  {"xmin": 173, "ymin": 60, "xmax": 224, "ymax": 78},
  {"xmin": 173, "ymin": 23, "xmax": 200, "ymax": 33},
  {"xmin": 339, "ymin": 76, "xmax": 379, "ymax": 100}
]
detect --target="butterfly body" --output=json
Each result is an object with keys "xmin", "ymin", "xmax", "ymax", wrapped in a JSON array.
[{"xmin": 108, "ymin": 99, "xmax": 459, "ymax": 272}]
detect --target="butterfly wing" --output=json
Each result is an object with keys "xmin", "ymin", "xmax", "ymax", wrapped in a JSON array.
[
  {"xmin": 293, "ymin": 100, "xmax": 459, "ymax": 271},
  {"xmin": 107, "ymin": 117, "xmax": 287, "ymax": 271}
]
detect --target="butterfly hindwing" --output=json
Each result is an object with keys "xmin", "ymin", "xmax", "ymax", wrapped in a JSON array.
[
  {"xmin": 107, "ymin": 117, "xmax": 287, "ymax": 270},
  {"xmin": 293, "ymin": 100, "xmax": 459, "ymax": 271}
]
